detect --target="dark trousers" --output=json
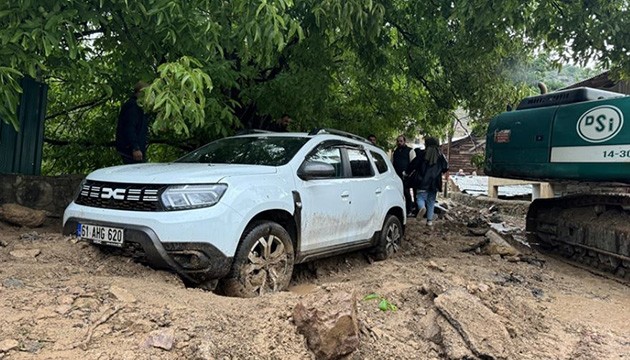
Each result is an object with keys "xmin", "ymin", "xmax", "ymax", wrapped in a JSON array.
[
  {"xmin": 404, "ymin": 186, "xmax": 415, "ymax": 214},
  {"xmin": 397, "ymin": 173, "xmax": 415, "ymax": 214}
]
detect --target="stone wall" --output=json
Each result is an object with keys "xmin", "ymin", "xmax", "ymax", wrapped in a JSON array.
[{"xmin": 0, "ymin": 174, "xmax": 84, "ymax": 217}]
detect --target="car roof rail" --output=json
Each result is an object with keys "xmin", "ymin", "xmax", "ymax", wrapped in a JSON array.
[
  {"xmin": 308, "ymin": 128, "xmax": 371, "ymax": 144},
  {"xmin": 235, "ymin": 129, "xmax": 273, "ymax": 135}
]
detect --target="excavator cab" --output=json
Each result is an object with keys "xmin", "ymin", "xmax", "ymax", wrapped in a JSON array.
[{"xmin": 485, "ymin": 87, "xmax": 629, "ymax": 183}]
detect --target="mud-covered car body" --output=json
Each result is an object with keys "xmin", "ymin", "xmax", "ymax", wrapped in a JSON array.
[{"xmin": 63, "ymin": 130, "xmax": 406, "ymax": 296}]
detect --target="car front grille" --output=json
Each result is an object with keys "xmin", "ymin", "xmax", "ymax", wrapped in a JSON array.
[{"xmin": 75, "ymin": 180, "xmax": 166, "ymax": 211}]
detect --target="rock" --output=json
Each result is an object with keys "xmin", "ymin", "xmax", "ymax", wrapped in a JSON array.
[
  {"xmin": 466, "ymin": 217, "xmax": 486, "ymax": 228},
  {"xmin": 483, "ymin": 231, "xmax": 520, "ymax": 257},
  {"xmin": 0, "ymin": 240, "xmax": 7, "ymax": 247},
  {"xmin": 435, "ymin": 288, "xmax": 512, "ymax": 359},
  {"xmin": 418, "ymin": 309, "xmax": 442, "ymax": 344},
  {"xmin": 19, "ymin": 231, "xmax": 42, "ymax": 241},
  {"xmin": 66, "ymin": 286, "xmax": 85, "ymax": 296},
  {"xmin": 293, "ymin": 291, "xmax": 360, "ymax": 360},
  {"xmin": 35, "ymin": 307, "xmax": 57, "ymax": 320},
  {"xmin": 141, "ymin": 328, "xmax": 175, "ymax": 351},
  {"xmin": 21, "ymin": 340, "xmax": 42, "ymax": 353},
  {"xmin": 505, "ymin": 272, "xmax": 524, "ymax": 284},
  {"xmin": 2, "ymin": 278, "xmax": 24, "ymax": 288},
  {"xmin": 74, "ymin": 297, "xmax": 101, "ymax": 311},
  {"xmin": 55, "ymin": 305, "xmax": 72, "ymax": 315},
  {"xmin": 0, "ymin": 204, "xmax": 47, "ymax": 228},
  {"xmin": 420, "ymin": 277, "xmax": 451, "ymax": 297},
  {"xmin": 0, "ymin": 339, "xmax": 19, "ymax": 352},
  {"xmin": 466, "ymin": 282, "xmax": 491, "ymax": 295},
  {"xmin": 9, "ymin": 249, "xmax": 41, "ymax": 259},
  {"xmin": 428, "ymin": 261, "xmax": 446, "ymax": 272},
  {"xmin": 489, "ymin": 213, "xmax": 503, "ymax": 223},
  {"xmin": 58, "ymin": 295, "xmax": 75, "ymax": 305},
  {"xmin": 437, "ymin": 316, "xmax": 476, "ymax": 359},
  {"xmin": 477, "ymin": 283, "xmax": 490, "ymax": 293},
  {"xmin": 468, "ymin": 227, "xmax": 489, "ymax": 236},
  {"xmin": 109, "ymin": 285, "xmax": 137, "ymax": 303}
]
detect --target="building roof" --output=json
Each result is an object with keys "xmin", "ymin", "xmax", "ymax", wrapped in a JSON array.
[
  {"xmin": 441, "ymin": 135, "xmax": 485, "ymax": 154},
  {"xmin": 562, "ymin": 71, "xmax": 615, "ymax": 90}
]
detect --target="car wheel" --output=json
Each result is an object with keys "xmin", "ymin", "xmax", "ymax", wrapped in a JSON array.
[
  {"xmin": 221, "ymin": 221, "xmax": 295, "ymax": 298},
  {"xmin": 373, "ymin": 215, "xmax": 403, "ymax": 261}
]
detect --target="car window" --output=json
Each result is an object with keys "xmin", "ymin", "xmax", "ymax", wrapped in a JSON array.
[
  {"xmin": 176, "ymin": 136, "xmax": 309, "ymax": 166},
  {"xmin": 347, "ymin": 149, "xmax": 374, "ymax": 177},
  {"xmin": 370, "ymin": 151, "xmax": 389, "ymax": 174},
  {"xmin": 305, "ymin": 146, "xmax": 343, "ymax": 178}
]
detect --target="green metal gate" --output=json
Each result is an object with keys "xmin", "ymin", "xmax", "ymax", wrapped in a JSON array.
[{"xmin": 0, "ymin": 77, "xmax": 48, "ymax": 175}]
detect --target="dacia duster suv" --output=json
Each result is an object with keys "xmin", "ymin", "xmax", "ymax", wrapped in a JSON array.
[{"xmin": 63, "ymin": 129, "xmax": 406, "ymax": 297}]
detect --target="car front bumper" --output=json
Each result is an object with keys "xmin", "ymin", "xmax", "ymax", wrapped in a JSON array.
[{"xmin": 62, "ymin": 202, "xmax": 243, "ymax": 283}]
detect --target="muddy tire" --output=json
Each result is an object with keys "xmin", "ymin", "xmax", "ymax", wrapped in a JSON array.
[
  {"xmin": 221, "ymin": 221, "xmax": 295, "ymax": 298},
  {"xmin": 372, "ymin": 215, "xmax": 403, "ymax": 261}
]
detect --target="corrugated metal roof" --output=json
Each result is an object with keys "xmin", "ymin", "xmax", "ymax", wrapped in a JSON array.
[{"xmin": 451, "ymin": 175, "xmax": 532, "ymax": 198}]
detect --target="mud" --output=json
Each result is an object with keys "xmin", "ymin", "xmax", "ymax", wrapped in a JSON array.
[{"xmin": 0, "ymin": 201, "xmax": 628, "ymax": 359}]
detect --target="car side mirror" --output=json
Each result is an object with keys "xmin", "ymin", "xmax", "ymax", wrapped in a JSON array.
[{"xmin": 298, "ymin": 161, "xmax": 336, "ymax": 180}]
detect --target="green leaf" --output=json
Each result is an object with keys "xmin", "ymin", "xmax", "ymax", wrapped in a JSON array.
[{"xmin": 363, "ymin": 293, "xmax": 380, "ymax": 301}]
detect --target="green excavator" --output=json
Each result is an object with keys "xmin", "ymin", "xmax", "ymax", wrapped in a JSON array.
[{"xmin": 485, "ymin": 86, "xmax": 630, "ymax": 279}]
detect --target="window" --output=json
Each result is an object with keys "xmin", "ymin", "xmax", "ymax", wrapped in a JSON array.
[
  {"xmin": 370, "ymin": 151, "xmax": 389, "ymax": 174},
  {"xmin": 306, "ymin": 147, "xmax": 343, "ymax": 178},
  {"xmin": 347, "ymin": 149, "xmax": 373, "ymax": 177},
  {"xmin": 176, "ymin": 136, "xmax": 309, "ymax": 166}
]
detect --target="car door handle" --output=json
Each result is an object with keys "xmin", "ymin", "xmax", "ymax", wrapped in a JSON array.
[
  {"xmin": 375, "ymin": 188, "xmax": 382, "ymax": 195},
  {"xmin": 341, "ymin": 191, "xmax": 350, "ymax": 199}
]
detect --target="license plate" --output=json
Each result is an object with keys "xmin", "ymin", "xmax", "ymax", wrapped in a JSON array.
[{"xmin": 77, "ymin": 223, "xmax": 124, "ymax": 247}]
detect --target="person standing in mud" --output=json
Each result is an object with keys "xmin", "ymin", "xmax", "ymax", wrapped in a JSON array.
[
  {"xmin": 116, "ymin": 81, "xmax": 150, "ymax": 164},
  {"xmin": 392, "ymin": 135, "xmax": 416, "ymax": 216},
  {"xmin": 406, "ymin": 136, "xmax": 448, "ymax": 226}
]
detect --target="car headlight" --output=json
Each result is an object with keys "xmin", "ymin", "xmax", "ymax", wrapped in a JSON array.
[{"xmin": 160, "ymin": 184, "xmax": 227, "ymax": 211}]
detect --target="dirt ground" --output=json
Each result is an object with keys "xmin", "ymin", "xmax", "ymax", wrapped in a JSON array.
[{"xmin": 0, "ymin": 200, "xmax": 628, "ymax": 360}]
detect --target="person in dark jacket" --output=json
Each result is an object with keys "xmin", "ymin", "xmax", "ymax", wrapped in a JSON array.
[
  {"xmin": 392, "ymin": 135, "xmax": 416, "ymax": 216},
  {"xmin": 116, "ymin": 81, "xmax": 149, "ymax": 164},
  {"xmin": 406, "ymin": 136, "xmax": 449, "ymax": 226},
  {"xmin": 266, "ymin": 114, "xmax": 292, "ymax": 132}
]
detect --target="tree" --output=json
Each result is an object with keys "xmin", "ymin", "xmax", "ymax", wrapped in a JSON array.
[{"xmin": 1, "ymin": 1, "xmax": 629, "ymax": 174}]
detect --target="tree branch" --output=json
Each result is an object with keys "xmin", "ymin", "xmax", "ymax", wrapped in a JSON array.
[
  {"xmin": 45, "ymin": 98, "xmax": 109, "ymax": 120},
  {"xmin": 551, "ymin": 1, "xmax": 566, "ymax": 18},
  {"xmin": 386, "ymin": 18, "xmax": 422, "ymax": 48}
]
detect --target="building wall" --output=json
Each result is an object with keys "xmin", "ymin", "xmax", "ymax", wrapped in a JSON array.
[{"xmin": 441, "ymin": 138, "xmax": 485, "ymax": 175}]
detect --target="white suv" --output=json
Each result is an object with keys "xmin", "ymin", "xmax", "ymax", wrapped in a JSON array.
[{"xmin": 63, "ymin": 129, "xmax": 406, "ymax": 297}]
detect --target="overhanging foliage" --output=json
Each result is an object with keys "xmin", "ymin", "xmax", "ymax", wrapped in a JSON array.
[{"xmin": 1, "ymin": 0, "xmax": 629, "ymax": 174}]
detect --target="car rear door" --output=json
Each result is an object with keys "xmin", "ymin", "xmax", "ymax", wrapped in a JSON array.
[{"xmin": 344, "ymin": 147, "xmax": 380, "ymax": 241}]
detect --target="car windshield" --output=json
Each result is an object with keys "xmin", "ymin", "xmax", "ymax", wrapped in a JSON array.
[{"xmin": 176, "ymin": 136, "xmax": 309, "ymax": 166}]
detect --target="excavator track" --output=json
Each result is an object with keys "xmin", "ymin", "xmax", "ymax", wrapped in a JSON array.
[{"xmin": 527, "ymin": 194, "xmax": 630, "ymax": 280}]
